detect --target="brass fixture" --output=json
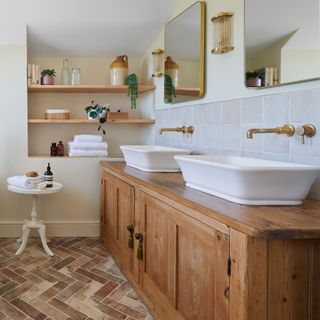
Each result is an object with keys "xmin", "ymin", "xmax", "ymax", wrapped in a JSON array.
[
  {"xmin": 296, "ymin": 124, "xmax": 316, "ymax": 144},
  {"xmin": 159, "ymin": 126, "xmax": 194, "ymax": 135},
  {"xmin": 211, "ymin": 12, "xmax": 234, "ymax": 54},
  {"xmin": 247, "ymin": 124, "xmax": 295, "ymax": 139}
]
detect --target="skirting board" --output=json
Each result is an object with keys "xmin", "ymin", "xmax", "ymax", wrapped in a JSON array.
[{"xmin": 0, "ymin": 220, "xmax": 100, "ymax": 237}]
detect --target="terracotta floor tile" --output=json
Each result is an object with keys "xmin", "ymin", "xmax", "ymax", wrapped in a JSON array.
[{"xmin": 0, "ymin": 237, "xmax": 153, "ymax": 320}]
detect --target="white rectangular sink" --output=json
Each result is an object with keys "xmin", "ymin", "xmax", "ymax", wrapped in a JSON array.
[
  {"xmin": 175, "ymin": 155, "xmax": 320, "ymax": 205},
  {"xmin": 120, "ymin": 145, "xmax": 191, "ymax": 172}
]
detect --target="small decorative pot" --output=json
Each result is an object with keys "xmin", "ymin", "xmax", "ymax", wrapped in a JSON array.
[
  {"xmin": 87, "ymin": 109, "xmax": 98, "ymax": 120},
  {"xmin": 41, "ymin": 75, "xmax": 54, "ymax": 85},
  {"xmin": 246, "ymin": 77, "xmax": 261, "ymax": 87}
]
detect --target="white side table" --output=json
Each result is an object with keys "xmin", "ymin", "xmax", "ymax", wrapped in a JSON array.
[{"xmin": 7, "ymin": 182, "xmax": 63, "ymax": 256}]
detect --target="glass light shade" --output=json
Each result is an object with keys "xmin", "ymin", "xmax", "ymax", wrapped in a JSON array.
[
  {"xmin": 152, "ymin": 49, "xmax": 164, "ymax": 77},
  {"xmin": 211, "ymin": 12, "xmax": 234, "ymax": 54}
]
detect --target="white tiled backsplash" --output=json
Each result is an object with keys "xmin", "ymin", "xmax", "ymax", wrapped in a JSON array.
[{"xmin": 155, "ymin": 88, "xmax": 320, "ymax": 199}]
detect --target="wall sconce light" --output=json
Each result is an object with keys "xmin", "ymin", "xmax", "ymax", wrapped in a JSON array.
[
  {"xmin": 211, "ymin": 12, "xmax": 234, "ymax": 54},
  {"xmin": 152, "ymin": 49, "xmax": 164, "ymax": 77}
]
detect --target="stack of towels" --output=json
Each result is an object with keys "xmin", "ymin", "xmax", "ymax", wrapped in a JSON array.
[
  {"xmin": 68, "ymin": 135, "xmax": 108, "ymax": 157},
  {"xmin": 7, "ymin": 175, "xmax": 44, "ymax": 189}
]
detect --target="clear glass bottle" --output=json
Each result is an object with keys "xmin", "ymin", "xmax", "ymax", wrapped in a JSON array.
[
  {"xmin": 61, "ymin": 58, "xmax": 71, "ymax": 85},
  {"xmin": 44, "ymin": 163, "xmax": 53, "ymax": 188},
  {"xmin": 71, "ymin": 68, "xmax": 81, "ymax": 85}
]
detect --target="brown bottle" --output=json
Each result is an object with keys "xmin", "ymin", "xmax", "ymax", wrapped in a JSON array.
[
  {"xmin": 50, "ymin": 143, "xmax": 57, "ymax": 156},
  {"xmin": 57, "ymin": 141, "xmax": 64, "ymax": 156},
  {"xmin": 44, "ymin": 163, "xmax": 53, "ymax": 188}
]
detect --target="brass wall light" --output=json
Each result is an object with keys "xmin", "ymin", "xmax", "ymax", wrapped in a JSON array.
[
  {"xmin": 152, "ymin": 49, "xmax": 164, "ymax": 77},
  {"xmin": 211, "ymin": 12, "xmax": 234, "ymax": 54}
]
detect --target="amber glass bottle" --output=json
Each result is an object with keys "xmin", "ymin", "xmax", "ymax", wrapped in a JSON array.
[{"xmin": 57, "ymin": 141, "xmax": 65, "ymax": 157}]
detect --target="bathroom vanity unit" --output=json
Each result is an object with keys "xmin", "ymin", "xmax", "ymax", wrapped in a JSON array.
[{"xmin": 100, "ymin": 161, "xmax": 320, "ymax": 320}]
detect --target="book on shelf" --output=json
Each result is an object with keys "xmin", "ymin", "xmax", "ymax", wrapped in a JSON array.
[
  {"xmin": 255, "ymin": 66, "xmax": 279, "ymax": 87},
  {"xmin": 28, "ymin": 64, "xmax": 42, "ymax": 85}
]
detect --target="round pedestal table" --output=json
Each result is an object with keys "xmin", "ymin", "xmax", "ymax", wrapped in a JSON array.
[{"xmin": 7, "ymin": 182, "xmax": 63, "ymax": 256}]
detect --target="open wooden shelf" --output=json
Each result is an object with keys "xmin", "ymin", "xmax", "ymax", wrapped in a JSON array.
[
  {"xmin": 175, "ymin": 87, "xmax": 200, "ymax": 96},
  {"xmin": 28, "ymin": 118, "xmax": 155, "ymax": 124},
  {"xmin": 28, "ymin": 154, "xmax": 124, "ymax": 159},
  {"xmin": 28, "ymin": 84, "xmax": 156, "ymax": 93}
]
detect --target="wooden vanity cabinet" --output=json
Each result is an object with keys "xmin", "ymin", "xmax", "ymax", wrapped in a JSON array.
[
  {"xmin": 100, "ymin": 170, "xmax": 135, "ymax": 277},
  {"xmin": 139, "ymin": 192, "xmax": 230, "ymax": 320},
  {"xmin": 100, "ymin": 162, "xmax": 320, "ymax": 320}
]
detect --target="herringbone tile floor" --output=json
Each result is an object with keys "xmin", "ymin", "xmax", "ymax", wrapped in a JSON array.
[{"xmin": 0, "ymin": 237, "xmax": 153, "ymax": 320}]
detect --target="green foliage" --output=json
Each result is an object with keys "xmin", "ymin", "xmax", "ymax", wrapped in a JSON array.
[
  {"xmin": 164, "ymin": 75, "xmax": 176, "ymax": 103},
  {"xmin": 245, "ymin": 71, "xmax": 262, "ymax": 80},
  {"xmin": 84, "ymin": 100, "xmax": 110, "ymax": 135},
  {"xmin": 126, "ymin": 73, "xmax": 138, "ymax": 109},
  {"xmin": 41, "ymin": 69, "xmax": 56, "ymax": 77}
]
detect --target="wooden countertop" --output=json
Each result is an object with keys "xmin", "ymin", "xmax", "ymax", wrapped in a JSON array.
[{"xmin": 100, "ymin": 161, "xmax": 320, "ymax": 240}]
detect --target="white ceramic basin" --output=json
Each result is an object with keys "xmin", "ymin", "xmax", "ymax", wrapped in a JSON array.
[
  {"xmin": 175, "ymin": 155, "xmax": 320, "ymax": 205},
  {"xmin": 120, "ymin": 145, "xmax": 191, "ymax": 172}
]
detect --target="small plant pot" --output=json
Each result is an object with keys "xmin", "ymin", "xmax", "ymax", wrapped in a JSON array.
[
  {"xmin": 41, "ymin": 75, "xmax": 54, "ymax": 85},
  {"xmin": 246, "ymin": 77, "xmax": 261, "ymax": 87}
]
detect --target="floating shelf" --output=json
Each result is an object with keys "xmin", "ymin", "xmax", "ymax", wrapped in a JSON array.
[
  {"xmin": 175, "ymin": 87, "xmax": 200, "ymax": 96},
  {"xmin": 28, "ymin": 85, "xmax": 156, "ymax": 93},
  {"xmin": 28, "ymin": 154, "xmax": 124, "ymax": 159},
  {"xmin": 28, "ymin": 118, "xmax": 155, "ymax": 124}
]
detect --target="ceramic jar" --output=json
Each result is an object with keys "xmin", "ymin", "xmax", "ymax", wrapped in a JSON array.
[
  {"xmin": 109, "ymin": 55, "xmax": 128, "ymax": 85},
  {"xmin": 165, "ymin": 56, "xmax": 179, "ymax": 87},
  {"xmin": 41, "ymin": 75, "xmax": 54, "ymax": 85}
]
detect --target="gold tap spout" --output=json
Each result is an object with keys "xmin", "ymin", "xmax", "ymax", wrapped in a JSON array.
[
  {"xmin": 159, "ymin": 126, "xmax": 194, "ymax": 135},
  {"xmin": 247, "ymin": 124, "xmax": 295, "ymax": 139}
]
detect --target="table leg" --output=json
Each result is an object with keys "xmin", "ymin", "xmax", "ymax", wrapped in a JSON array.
[
  {"xmin": 38, "ymin": 224, "xmax": 54, "ymax": 256},
  {"xmin": 15, "ymin": 224, "xmax": 30, "ymax": 255}
]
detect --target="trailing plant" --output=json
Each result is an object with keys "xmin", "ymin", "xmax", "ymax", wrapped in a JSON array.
[
  {"xmin": 41, "ymin": 69, "xmax": 56, "ymax": 77},
  {"xmin": 126, "ymin": 73, "xmax": 138, "ymax": 109},
  {"xmin": 164, "ymin": 74, "xmax": 176, "ymax": 103},
  {"xmin": 84, "ymin": 100, "xmax": 110, "ymax": 135}
]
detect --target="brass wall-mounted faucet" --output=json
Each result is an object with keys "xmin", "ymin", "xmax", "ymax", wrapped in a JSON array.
[
  {"xmin": 247, "ymin": 124, "xmax": 295, "ymax": 139},
  {"xmin": 296, "ymin": 124, "xmax": 316, "ymax": 144},
  {"xmin": 159, "ymin": 126, "xmax": 194, "ymax": 135}
]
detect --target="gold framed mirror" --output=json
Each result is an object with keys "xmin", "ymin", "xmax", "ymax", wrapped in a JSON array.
[
  {"xmin": 164, "ymin": 1, "xmax": 205, "ymax": 104},
  {"xmin": 245, "ymin": 0, "xmax": 320, "ymax": 89}
]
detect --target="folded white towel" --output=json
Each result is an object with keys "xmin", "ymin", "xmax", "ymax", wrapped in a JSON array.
[
  {"xmin": 74, "ymin": 135, "xmax": 103, "ymax": 143},
  {"xmin": 68, "ymin": 141, "xmax": 108, "ymax": 150},
  {"xmin": 7, "ymin": 175, "xmax": 44, "ymax": 189},
  {"xmin": 68, "ymin": 149, "xmax": 108, "ymax": 157}
]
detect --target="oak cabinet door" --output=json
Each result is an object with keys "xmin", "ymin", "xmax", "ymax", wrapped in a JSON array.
[
  {"xmin": 101, "ymin": 172, "xmax": 135, "ymax": 273},
  {"xmin": 139, "ymin": 192, "xmax": 230, "ymax": 320}
]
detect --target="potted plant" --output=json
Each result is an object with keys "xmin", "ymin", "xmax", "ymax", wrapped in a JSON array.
[
  {"xmin": 85, "ymin": 100, "xmax": 110, "ymax": 135},
  {"xmin": 245, "ymin": 71, "xmax": 262, "ymax": 87},
  {"xmin": 41, "ymin": 69, "xmax": 56, "ymax": 85},
  {"xmin": 126, "ymin": 73, "xmax": 138, "ymax": 109}
]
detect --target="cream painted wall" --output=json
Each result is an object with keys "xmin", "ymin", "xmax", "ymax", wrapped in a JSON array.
[
  {"xmin": 142, "ymin": 0, "xmax": 320, "ymax": 110},
  {"xmin": 0, "ymin": 37, "xmax": 155, "ymax": 237},
  {"xmin": 281, "ymin": 50, "xmax": 320, "ymax": 83}
]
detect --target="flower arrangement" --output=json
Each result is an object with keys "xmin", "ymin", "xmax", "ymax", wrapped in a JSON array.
[{"xmin": 85, "ymin": 100, "xmax": 110, "ymax": 135}]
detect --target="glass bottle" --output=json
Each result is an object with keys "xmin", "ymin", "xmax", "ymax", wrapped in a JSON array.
[
  {"xmin": 57, "ymin": 141, "xmax": 65, "ymax": 157},
  {"xmin": 50, "ymin": 142, "xmax": 57, "ymax": 156},
  {"xmin": 44, "ymin": 163, "xmax": 53, "ymax": 188},
  {"xmin": 61, "ymin": 58, "xmax": 71, "ymax": 85},
  {"xmin": 71, "ymin": 68, "xmax": 81, "ymax": 85}
]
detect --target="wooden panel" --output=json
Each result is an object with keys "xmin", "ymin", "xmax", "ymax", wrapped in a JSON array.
[
  {"xmin": 28, "ymin": 118, "xmax": 155, "ymax": 124},
  {"xmin": 230, "ymin": 229, "xmax": 268, "ymax": 320},
  {"xmin": 28, "ymin": 84, "xmax": 156, "ymax": 93},
  {"xmin": 104, "ymin": 176, "xmax": 118, "ymax": 239},
  {"xmin": 100, "ymin": 162, "xmax": 320, "ymax": 239},
  {"xmin": 176, "ymin": 225, "xmax": 229, "ymax": 320},
  {"xmin": 310, "ymin": 240, "xmax": 320, "ymax": 320},
  {"xmin": 268, "ymin": 240, "xmax": 310, "ymax": 320},
  {"xmin": 141, "ymin": 193, "xmax": 176, "ymax": 304}
]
